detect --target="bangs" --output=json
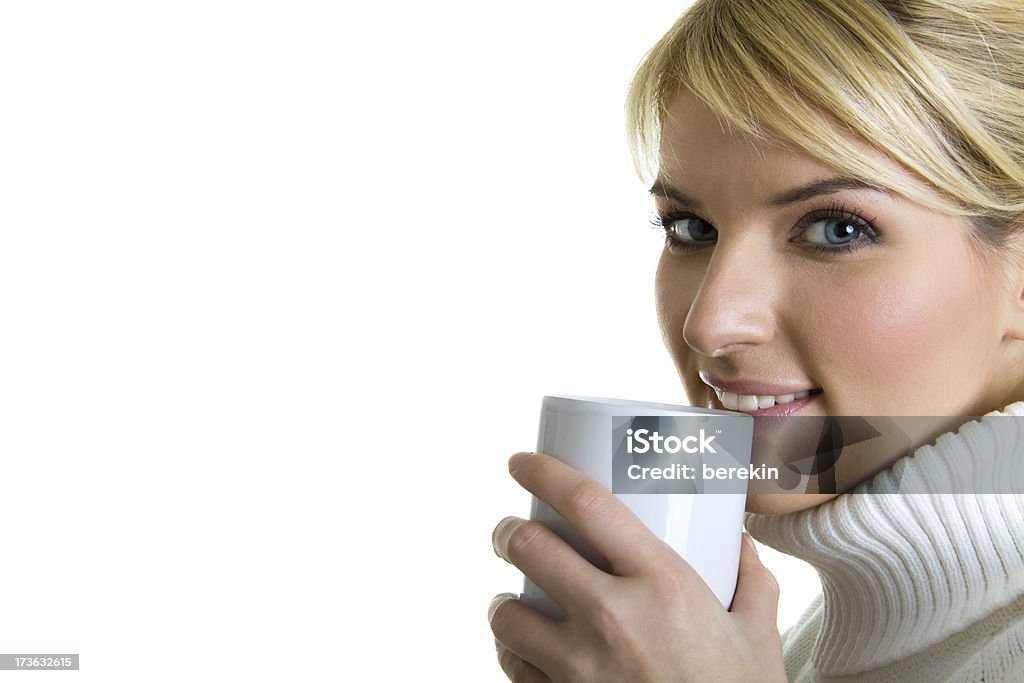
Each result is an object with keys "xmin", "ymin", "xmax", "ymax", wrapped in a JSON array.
[{"xmin": 626, "ymin": 0, "xmax": 1013, "ymax": 219}]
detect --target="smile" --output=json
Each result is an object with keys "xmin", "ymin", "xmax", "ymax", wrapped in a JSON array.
[
  {"xmin": 713, "ymin": 389, "xmax": 816, "ymax": 411},
  {"xmin": 700, "ymin": 373, "xmax": 824, "ymax": 415}
]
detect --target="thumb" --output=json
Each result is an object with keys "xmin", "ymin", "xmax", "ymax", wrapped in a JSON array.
[{"xmin": 728, "ymin": 533, "xmax": 781, "ymax": 625}]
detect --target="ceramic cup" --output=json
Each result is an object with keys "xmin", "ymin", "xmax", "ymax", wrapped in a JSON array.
[{"xmin": 523, "ymin": 394, "xmax": 754, "ymax": 620}]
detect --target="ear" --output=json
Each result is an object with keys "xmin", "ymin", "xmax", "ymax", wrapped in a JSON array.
[
  {"xmin": 1002, "ymin": 233, "xmax": 1024, "ymax": 342},
  {"xmin": 1008, "ymin": 294, "xmax": 1024, "ymax": 342}
]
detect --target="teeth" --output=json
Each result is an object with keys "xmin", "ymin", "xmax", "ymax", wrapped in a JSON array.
[{"xmin": 713, "ymin": 388, "xmax": 816, "ymax": 412}]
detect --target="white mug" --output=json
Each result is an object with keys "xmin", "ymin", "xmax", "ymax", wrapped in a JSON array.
[{"xmin": 523, "ymin": 395, "xmax": 754, "ymax": 620}]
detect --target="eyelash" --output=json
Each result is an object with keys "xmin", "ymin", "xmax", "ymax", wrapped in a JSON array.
[{"xmin": 648, "ymin": 201, "xmax": 882, "ymax": 256}]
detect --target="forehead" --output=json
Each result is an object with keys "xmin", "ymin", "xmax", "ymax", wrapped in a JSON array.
[{"xmin": 657, "ymin": 91, "xmax": 839, "ymax": 197}]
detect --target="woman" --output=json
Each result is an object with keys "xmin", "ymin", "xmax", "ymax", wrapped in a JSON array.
[{"xmin": 489, "ymin": 0, "xmax": 1024, "ymax": 680}]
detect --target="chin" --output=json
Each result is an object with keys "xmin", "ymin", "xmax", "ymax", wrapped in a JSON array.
[{"xmin": 745, "ymin": 492, "xmax": 840, "ymax": 515}]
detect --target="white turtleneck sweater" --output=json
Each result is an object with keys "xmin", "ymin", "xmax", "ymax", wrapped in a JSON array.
[{"xmin": 745, "ymin": 402, "xmax": 1024, "ymax": 682}]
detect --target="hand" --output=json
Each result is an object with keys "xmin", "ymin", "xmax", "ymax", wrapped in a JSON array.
[{"xmin": 489, "ymin": 451, "xmax": 787, "ymax": 683}]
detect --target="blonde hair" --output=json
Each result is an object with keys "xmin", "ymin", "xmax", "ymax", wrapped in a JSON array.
[{"xmin": 626, "ymin": 0, "xmax": 1024, "ymax": 245}]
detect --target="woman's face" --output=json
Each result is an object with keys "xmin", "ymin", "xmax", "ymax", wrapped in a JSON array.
[{"xmin": 654, "ymin": 92, "xmax": 1024, "ymax": 513}]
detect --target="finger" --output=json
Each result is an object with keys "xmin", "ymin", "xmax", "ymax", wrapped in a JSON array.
[
  {"xmin": 728, "ymin": 533, "xmax": 780, "ymax": 626},
  {"xmin": 492, "ymin": 516, "xmax": 612, "ymax": 615},
  {"xmin": 508, "ymin": 451, "xmax": 665, "ymax": 575},
  {"xmin": 496, "ymin": 641, "xmax": 551, "ymax": 683},
  {"xmin": 489, "ymin": 593, "xmax": 563, "ymax": 675}
]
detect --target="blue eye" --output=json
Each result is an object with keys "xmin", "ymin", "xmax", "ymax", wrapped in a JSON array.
[
  {"xmin": 669, "ymin": 217, "xmax": 718, "ymax": 242},
  {"xmin": 796, "ymin": 206, "xmax": 880, "ymax": 254},
  {"xmin": 651, "ymin": 212, "xmax": 717, "ymax": 252},
  {"xmin": 802, "ymin": 216, "xmax": 867, "ymax": 245}
]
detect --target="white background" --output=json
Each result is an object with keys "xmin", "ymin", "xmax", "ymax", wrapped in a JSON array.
[{"xmin": 0, "ymin": 2, "xmax": 819, "ymax": 680}]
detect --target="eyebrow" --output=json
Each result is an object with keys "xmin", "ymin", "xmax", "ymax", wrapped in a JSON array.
[{"xmin": 648, "ymin": 175, "xmax": 892, "ymax": 209}]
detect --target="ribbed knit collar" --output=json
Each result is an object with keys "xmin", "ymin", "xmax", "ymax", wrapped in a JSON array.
[{"xmin": 745, "ymin": 403, "xmax": 1024, "ymax": 677}]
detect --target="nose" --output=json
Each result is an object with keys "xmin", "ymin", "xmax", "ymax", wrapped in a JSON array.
[{"xmin": 681, "ymin": 233, "xmax": 777, "ymax": 357}]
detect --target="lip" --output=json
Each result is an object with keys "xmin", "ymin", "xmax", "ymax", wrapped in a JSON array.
[{"xmin": 700, "ymin": 371, "xmax": 819, "ymax": 397}]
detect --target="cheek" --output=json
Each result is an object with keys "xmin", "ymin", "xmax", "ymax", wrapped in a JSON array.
[
  {"xmin": 655, "ymin": 256, "xmax": 685, "ymax": 341},
  {"xmin": 655, "ymin": 254, "xmax": 703, "ymax": 394},
  {"xmin": 803, "ymin": 259, "xmax": 987, "ymax": 409}
]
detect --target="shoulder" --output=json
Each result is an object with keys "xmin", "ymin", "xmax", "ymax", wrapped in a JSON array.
[
  {"xmin": 944, "ymin": 595, "xmax": 1024, "ymax": 682},
  {"xmin": 778, "ymin": 592, "xmax": 1024, "ymax": 682}
]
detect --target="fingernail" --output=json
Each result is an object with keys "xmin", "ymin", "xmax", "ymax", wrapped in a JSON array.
[
  {"xmin": 488, "ymin": 592, "xmax": 517, "ymax": 623},
  {"xmin": 508, "ymin": 451, "xmax": 532, "ymax": 473},
  {"xmin": 745, "ymin": 533, "xmax": 759, "ymax": 557},
  {"xmin": 492, "ymin": 516, "xmax": 527, "ymax": 562}
]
